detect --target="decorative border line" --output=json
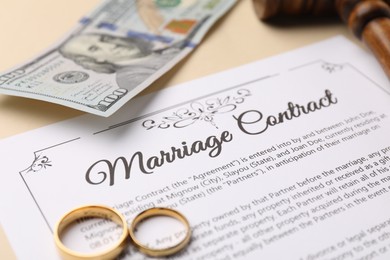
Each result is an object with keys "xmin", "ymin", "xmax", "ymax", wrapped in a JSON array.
[
  {"xmin": 347, "ymin": 63, "xmax": 389, "ymax": 94},
  {"xmin": 19, "ymin": 137, "xmax": 81, "ymax": 233},
  {"xmin": 19, "ymin": 59, "xmax": 387, "ymax": 234},
  {"xmin": 290, "ymin": 59, "xmax": 387, "ymax": 95},
  {"xmin": 289, "ymin": 59, "xmax": 323, "ymax": 71}
]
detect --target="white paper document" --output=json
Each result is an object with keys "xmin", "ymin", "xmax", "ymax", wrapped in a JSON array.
[{"xmin": 1, "ymin": 36, "xmax": 390, "ymax": 259}]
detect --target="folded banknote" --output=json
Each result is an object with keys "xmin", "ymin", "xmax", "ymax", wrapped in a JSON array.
[{"xmin": 0, "ymin": 0, "xmax": 236, "ymax": 116}]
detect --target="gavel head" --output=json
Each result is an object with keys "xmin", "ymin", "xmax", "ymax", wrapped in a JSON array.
[
  {"xmin": 252, "ymin": 0, "xmax": 338, "ymax": 20},
  {"xmin": 252, "ymin": 0, "xmax": 390, "ymax": 21},
  {"xmin": 252, "ymin": 0, "xmax": 390, "ymax": 38}
]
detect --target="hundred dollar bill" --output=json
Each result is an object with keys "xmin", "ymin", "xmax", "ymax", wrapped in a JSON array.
[{"xmin": 0, "ymin": 0, "xmax": 236, "ymax": 116}]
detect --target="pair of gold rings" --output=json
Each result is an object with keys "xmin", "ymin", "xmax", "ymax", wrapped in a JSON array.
[{"xmin": 54, "ymin": 205, "xmax": 191, "ymax": 259}]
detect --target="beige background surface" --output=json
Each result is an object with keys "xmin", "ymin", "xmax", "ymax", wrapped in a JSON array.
[{"xmin": 0, "ymin": 0, "xmax": 361, "ymax": 258}]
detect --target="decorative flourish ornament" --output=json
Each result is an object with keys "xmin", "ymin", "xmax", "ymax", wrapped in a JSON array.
[{"xmin": 143, "ymin": 89, "xmax": 251, "ymax": 130}]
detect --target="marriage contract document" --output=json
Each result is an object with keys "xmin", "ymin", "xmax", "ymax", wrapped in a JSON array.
[{"xmin": 1, "ymin": 36, "xmax": 390, "ymax": 260}]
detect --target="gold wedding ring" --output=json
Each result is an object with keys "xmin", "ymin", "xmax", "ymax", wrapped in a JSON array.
[
  {"xmin": 129, "ymin": 207, "xmax": 191, "ymax": 257},
  {"xmin": 54, "ymin": 205, "xmax": 128, "ymax": 260}
]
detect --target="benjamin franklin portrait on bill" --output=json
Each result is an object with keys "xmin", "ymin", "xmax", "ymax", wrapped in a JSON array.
[{"xmin": 59, "ymin": 33, "xmax": 181, "ymax": 91}]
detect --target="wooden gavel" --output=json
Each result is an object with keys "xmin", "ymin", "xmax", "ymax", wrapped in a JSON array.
[{"xmin": 252, "ymin": 0, "xmax": 390, "ymax": 79}]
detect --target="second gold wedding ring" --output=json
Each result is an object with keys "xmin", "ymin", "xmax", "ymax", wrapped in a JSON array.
[{"xmin": 129, "ymin": 207, "xmax": 192, "ymax": 257}]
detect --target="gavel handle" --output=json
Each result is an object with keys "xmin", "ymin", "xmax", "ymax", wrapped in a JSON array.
[
  {"xmin": 338, "ymin": 0, "xmax": 390, "ymax": 79},
  {"xmin": 360, "ymin": 18, "xmax": 390, "ymax": 79}
]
